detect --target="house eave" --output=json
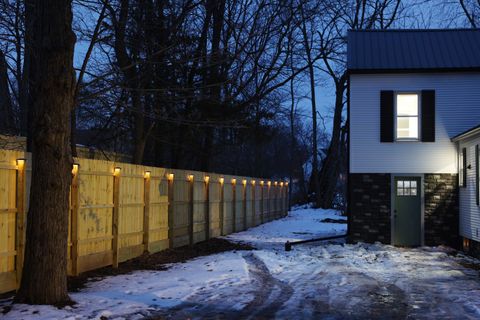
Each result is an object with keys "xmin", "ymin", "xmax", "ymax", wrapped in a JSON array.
[
  {"xmin": 347, "ymin": 67, "xmax": 480, "ymax": 75},
  {"xmin": 451, "ymin": 124, "xmax": 480, "ymax": 142}
]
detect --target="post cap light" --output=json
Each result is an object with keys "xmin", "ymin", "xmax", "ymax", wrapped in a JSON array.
[
  {"xmin": 260, "ymin": 180, "xmax": 264, "ymax": 186},
  {"xmin": 114, "ymin": 167, "xmax": 121, "ymax": 176},
  {"xmin": 72, "ymin": 163, "xmax": 79, "ymax": 175},
  {"xmin": 242, "ymin": 179, "xmax": 247, "ymax": 185},
  {"xmin": 167, "ymin": 173, "xmax": 174, "ymax": 181},
  {"xmin": 280, "ymin": 182, "xmax": 284, "ymax": 187},
  {"xmin": 16, "ymin": 158, "xmax": 26, "ymax": 166},
  {"xmin": 204, "ymin": 176, "xmax": 210, "ymax": 183},
  {"xmin": 188, "ymin": 174, "xmax": 194, "ymax": 181},
  {"xmin": 267, "ymin": 181, "xmax": 271, "ymax": 186},
  {"xmin": 251, "ymin": 180, "xmax": 256, "ymax": 185},
  {"xmin": 144, "ymin": 171, "xmax": 151, "ymax": 178},
  {"xmin": 285, "ymin": 181, "xmax": 289, "ymax": 186},
  {"xmin": 231, "ymin": 178, "xmax": 236, "ymax": 184},
  {"xmin": 274, "ymin": 181, "xmax": 278, "ymax": 186},
  {"xmin": 219, "ymin": 177, "xmax": 224, "ymax": 184}
]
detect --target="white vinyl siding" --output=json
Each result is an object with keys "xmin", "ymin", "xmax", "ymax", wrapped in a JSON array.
[
  {"xmin": 459, "ymin": 134, "xmax": 480, "ymax": 242},
  {"xmin": 350, "ymin": 73, "xmax": 480, "ymax": 173}
]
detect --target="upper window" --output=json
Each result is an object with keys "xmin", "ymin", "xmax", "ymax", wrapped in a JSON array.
[{"xmin": 396, "ymin": 93, "xmax": 419, "ymax": 140}]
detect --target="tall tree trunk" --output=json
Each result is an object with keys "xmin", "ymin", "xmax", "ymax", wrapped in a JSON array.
[
  {"xmin": 200, "ymin": 0, "xmax": 225, "ymax": 171},
  {"xmin": 317, "ymin": 77, "xmax": 346, "ymax": 208},
  {"xmin": 15, "ymin": 0, "xmax": 75, "ymax": 305},
  {"xmin": 299, "ymin": 6, "xmax": 319, "ymax": 205},
  {"xmin": 0, "ymin": 50, "xmax": 14, "ymax": 133},
  {"xmin": 22, "ymin": 0, "xmax": 34, "ymax": 151},
  {"xmin": 288, "ymin": 55, "xmax": 295, "ymax": 208}
]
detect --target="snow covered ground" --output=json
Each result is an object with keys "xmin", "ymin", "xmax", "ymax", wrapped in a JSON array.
[{"xmin": 1, "ymin": 206, "xmax": 480, "ymax": 319}]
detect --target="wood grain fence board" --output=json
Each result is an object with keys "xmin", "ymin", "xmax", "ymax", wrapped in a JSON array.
[{"xmin": 0, "ymin": 148, "xmax": 287, "ymax": 294}]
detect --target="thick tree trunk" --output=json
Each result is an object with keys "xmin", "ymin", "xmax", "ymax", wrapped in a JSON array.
[
  {"xmin": 316, "ymin": 77, "xmax": 346, "ymax": 209},
  {"xmin": 299, "ymin": 3, "xmax": 319, "ymax": 205},
  {"xmin": 15, "ymin": 0, "xmax": 75, "ymax": 305},
  {"xmin": 0, "ymin": 50, "xmax": 14, "ymax": 133}
]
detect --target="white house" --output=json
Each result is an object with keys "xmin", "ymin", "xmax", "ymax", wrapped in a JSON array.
[
  {"xmin": 452, "ymin": 125, "xmax": 480, "ymax": 256},
  {"xmin": 347, "ymin": 29, "xmax": 480, "ymax": 253}
]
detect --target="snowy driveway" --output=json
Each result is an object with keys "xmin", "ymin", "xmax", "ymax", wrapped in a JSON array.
[{"xmin": 2, "ymin": 207, "xmax": 480, "ymax": 319}]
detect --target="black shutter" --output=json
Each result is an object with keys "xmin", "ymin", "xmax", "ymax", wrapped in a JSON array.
[
  {"xmin": 380, "ymin": 91, "xmax": 394, "ymax": 142},
  {"xmin": 463, "ymin": 147, "xmax": 467, "ymax": 187},
  {"xmin": 421, "ymin": 90, "xmax": 435, "ymax": 142},
  {"xmin": 476, "ymin": 145, "xmax": 479, "ymax": 206}
]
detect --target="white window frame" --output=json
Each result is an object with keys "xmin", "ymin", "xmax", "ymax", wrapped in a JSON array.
[
  {"xmin": 394, "ymin": 92, "xmax": 421, "ymax": 141},
  {"xmin": 459, "ymin": 147, "xmax": 466, "ymax": 188}
]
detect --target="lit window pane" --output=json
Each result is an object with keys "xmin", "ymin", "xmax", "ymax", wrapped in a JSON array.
[
  {"xmin": 411, "ymin": 188, "xmax": 417, "ymax": 196},
  {"xmin": 411, "ymin": 181, "xmax": 417, "ymax": 188},
  {"xmin": 397, "ymin": 94, "xmax": 418, "ymax": 116},
  {"xmin": 397, "ymin": 117, "xmax": 418, "ymax": 139},
  {"xmin": 404, "ymin": 181, "xmax": 410, "ymax": 188},
  {"xmin": 397, "ymin": 181, "xmax": 403, "ymax": 188},
  {"xmin": 398, "ymin": 188, "xmax": 404, "ymax": 196}
]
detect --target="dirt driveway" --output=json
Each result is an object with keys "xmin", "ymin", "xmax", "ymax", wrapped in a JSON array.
[{"xmin": 149, "ymin": 241, "xmax": 480, "ymax": 320}]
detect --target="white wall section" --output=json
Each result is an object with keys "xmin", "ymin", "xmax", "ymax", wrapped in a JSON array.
[{"xmin": 350, "ymin": 73, "xmax": 480, "ymax": 173}]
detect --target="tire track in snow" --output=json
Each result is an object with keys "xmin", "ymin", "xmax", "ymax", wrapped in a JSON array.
[{"xmin": 241, "ymin": 252, "xmax": 294, "ymax": 319}]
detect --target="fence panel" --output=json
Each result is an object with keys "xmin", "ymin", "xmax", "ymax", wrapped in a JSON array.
[
  {"xmin": 223, "ymin": 177, "xmax": 234, "ymax": 235},
  {"xmin": 208, "ymin": 174, "xmax": 222, "ymax": 238},
  {"xmin": 235, "ymin": 179, "xmax": 244, "ymax": 232},
  {"xmin": 192, "ymin": 172, "xmax": 207, "ymax": 244},
  {"xmin": 0, "ymin": 150, "xmax": 23, "ymax": 292},
  {"xmin": 147, "ymin": 167, "xmax": 168, "ymax": 253},
  {"xmin": 170, "ymin": 170, "xmax": 191, "ymax": 248},
  {"xmin": 117, "ymin": 163, "xmax": 145, "ymax": 263},
  {"xmin": 75, "ymin": 158, "xmax": 115, "ymax": 273}
]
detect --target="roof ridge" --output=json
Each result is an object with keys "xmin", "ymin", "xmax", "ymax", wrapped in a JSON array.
[{"xmin": 348, "ymin": 28, "xmax": 480, "ymax": 33}]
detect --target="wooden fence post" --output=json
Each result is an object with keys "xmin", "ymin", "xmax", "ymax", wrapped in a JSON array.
[
  {"xmin": 260, "ymin": 181, "xmax": 264, "ymax": 224},
  {"xmin": 232, "ymin": 179, "xmax": 236, "ymax": 233},
  {"xmin": 251, "ymin": 180, "xmax": 256, "ymax": 226},
  {"xmin": 267, "ymin": 181, "xmax": 271, "ymax": 222},
  {"xmin": 274, "ymin": 181, "xmax": 278, "ymax": 219},
  {"xmin": 285, "ymin": 182, "xmax": 289, "ymax": 216},
  {"xmin": 112, "ymin": 166, "xmax": 121, "ymax": 268},
  {"xmin": 204, "ymin": 176, "xmax": 210, "ymax": 240},
  {"xmin": 242, "ymin": 179, "xmax": 247, "ymax": 230},
  {"xmin": 280, "ymin": 182, "xmax": 284, "ymax": 217},
  {"xmin": 71, "ymin": 163, "xmax": 80, "ymax": 276},
  {"xmin": 219, "ymin": 177, "xmax": 224, "ymax": 235},
  {"xmin": 167, "ymin": 173, "xmax": 174, "ymax": 248},
  {"xmin": 15, "ymin": 158, "xmax": 27, "ymax": 287},
  {"xmin": 143, "ymin": 171, "xmax": 151, "ymax": 253},
  {"xmin": 188, "ymin": 174, "xmax": 194, "ymax": 246}
]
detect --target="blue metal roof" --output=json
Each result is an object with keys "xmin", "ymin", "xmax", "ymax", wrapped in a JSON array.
[{"xmin": 347, "ymin": 29, "xmax": 480, "ymax": 72}]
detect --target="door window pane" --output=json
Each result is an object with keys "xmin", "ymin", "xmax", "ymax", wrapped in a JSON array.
[{"xmin": 397, "ymin": 179, "xmax": 418, "ymax": 197}]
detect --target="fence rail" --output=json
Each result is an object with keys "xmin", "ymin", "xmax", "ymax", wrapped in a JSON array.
[{"xmin": 0, "ymin": 149, "xmax": 288, "ymax": 294}]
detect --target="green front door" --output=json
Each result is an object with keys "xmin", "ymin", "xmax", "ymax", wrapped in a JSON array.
[{"xmin": 393, "ymin": 177, "xmax": 422, "ymax": 246}]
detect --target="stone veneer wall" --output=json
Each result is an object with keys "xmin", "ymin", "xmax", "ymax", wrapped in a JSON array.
[
  {"xmin": 349, "ymin": 173, "xmax": 391, "ymax": 244},
  {"xmin": 424, "ymin": 174, "xmax": 460, "ymax": 248},
  {"xmin": 465, "ymin": 238, "xmax": 480, "ymax": 259}
]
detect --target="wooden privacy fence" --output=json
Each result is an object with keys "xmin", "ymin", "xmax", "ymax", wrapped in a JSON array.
[{"xmin": 0, "ymin": 149, "xmax": 289, "ymax": 294}]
